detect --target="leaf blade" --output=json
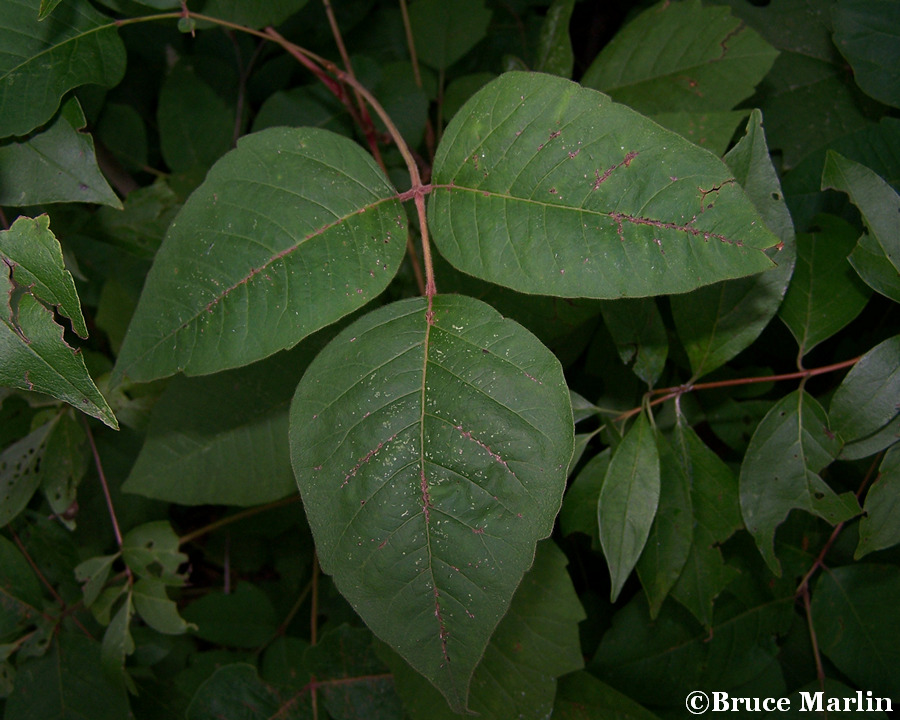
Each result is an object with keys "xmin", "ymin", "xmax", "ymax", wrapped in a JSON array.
[
  {"xmin": 114, "ymin": 127, "xmax": 407, "ymax": 382},
  {"xmin": 430, "ymin": 72, "xmax": 779, "ymax": 300},
  {"xmin": 290, "ymin": 295, "xmax": 573, "ymax": 711}
]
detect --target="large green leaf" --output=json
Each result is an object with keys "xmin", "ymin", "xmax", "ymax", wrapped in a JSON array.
[
  {"xmin": 598, "ymin": 412, "xmax": 660, "ymax": 603},
  {"xmin": 740, "ymin": 390, "xmax": 859, "ymax": 576},
  {"xmin": 811, "ymin": 564, "xmax": 900, "ymax": 700},
  {"xmin": 429, "ymin": 72, "xmax": 779, "ymax": 300},
  {"xmin": 856, "ymin": 445, "xmax": 900, "ymax": 559},
  {"xmin": 829, "ymin": 335, "xmax": 900, "ymax": 444},
  {"xmin": 778, "ymin": 214, "xmax": 871, "ymax": 356},
  {"xmin": 671, "ymin": 110, "xmax": 794, "ymax": 379},
  {"xmin": 0, "ymin": 99, "xmax": 121, "ymax": 208},
  {"xmin": 0, "ymin": 0, "xmax": 125, "ymax": 138},
  {"xmin": 386, "ymin": 540, "xmax": 584, "ymax": 720},
  {"xmin": 822, "ymin": 152, "xmax": 900, "ymax": 275},
  {"xmin": 580, "ymin": 0, "xmax": 778, "ymax": 114},
  {"xmin": 289, "ymin": 295, "xmax": 573, "ymax": 712},
  {"xmin": 114, "ymin": 127, "xmax": 407, "ymax": 383},
  {"xmin": 832, "ymin": 0, "xmax": 900, "ymax": 109},
  {"xmin": 123, "ymin": 341, "xmax": 324, "ymax": 506}
]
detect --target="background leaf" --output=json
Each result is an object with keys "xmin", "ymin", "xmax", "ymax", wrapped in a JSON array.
[
  {"xmin": 0, "ymin": 534, "xmax": 43, "ymax": 641},
  {"xmin": 114, "ymin": 127, "xmax": 407, "ymax": 382},
  {"xmin": 123, "ymin": 340, "xmax": 326, "ymax": 506},
  {"xmin": 554, "ymin": 671, "xmax": 661, "ymax": 720},
  {"xmin": 580, "ymin": 0, "xmax": 778, "ymax": 114},
  {"xmin": 829, "ymin": 335, "xmax": 900, "ymax": 444},
  {"xmin": 430, "ymin": 72, "xmax": 780, "ymax": 299},
  {"xmin": 0, "ymin": 99, "xmax": 121, "ymax": 208},
  {"xmin": 534, "ymin": 0, "xmax": 575, "ymax": 78},
  {"xmin": 408, "ymin": 0, "xmax": 492, "ymax": 71},
  {"xmin": 0, "ymin": 0, "xmax": 125, "ymax": 138},
  {"xmin": 811, "ymin": 564, "xmax": 900, "ymax": 700},
  {"xmin": 822, "ymin": 151, "xmax": 900, "ymax": 274},
  {"xmin": 856, "ymin": 445, "xmax": 900, "ymax": 558},
  {"xmin": 3, "ymin": 633, "xmax": 132, "ymax": 720},
  {"xmin": 599, "ymin": 298, "xmax": 667, "ymax": 387},
  {"xmin": 186, "ymin": 663, "xmax": 307, "ymax": 720},
  {"xmin": 290, "ymin": 295, "xmax": 573, "ymax": 711},
  {"xmin": 635, "ymin": 431, "xmax": 692, "ymax": 618},
  {"xmin": 671, "ymin": 109, "xmax": 795, "ymax": 379},
  {"xmin": 386, "ymin": 540, "xmax": 584, "ymax": 720},
  {"xmin": 832, "ymin": 0, "xmax": 900, "ymax": 109},
  {"xmin": 778, "ymin": 214, "xmax": 872, "ymax": 355},
  {"xmin": 197, "ymin": 0, "xmax": 309, "ymax": 30},
  {"xmin": 598, "ymin": 412, "xmax": 660, "ymax": 602},
  {"xmin": 740, "ymin": 390, "xmax": 859, "ymax": 575}
]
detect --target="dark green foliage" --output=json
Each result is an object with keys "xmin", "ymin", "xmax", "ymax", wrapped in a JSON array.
[{"xmin": 1, "ymin": 0, "xmax": 897, "ymax": 717}]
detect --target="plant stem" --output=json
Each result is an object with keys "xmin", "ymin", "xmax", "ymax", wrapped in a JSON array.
[{"xmin": 81, "ymin": 416, "xmax": 126, "ymax": 554}]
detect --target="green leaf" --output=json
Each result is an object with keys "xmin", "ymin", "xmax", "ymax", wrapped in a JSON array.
[
  {"xmin": 74, "ymin": 553, "xmax": 119, "ymax": 608},
  {"xmin": 554, "ymin": 671, "xmax": 661, "ymax": 720},
  {"xmin": 832, "ymin": 0, "xmax": 900, "ymax": 109},
  {"xmin": 636, "ymin": 432, "xmax": 692, "ymax": 619},
  {"xmin": 840, "ymin": 414, "xmax": 900, "ymax": 461},
  {"xmin": 0, "ymin": 99, "xmax": 121, "ymax": 208},
  {"xmin": 559, "ymin": 449, "xmax": 609, "ymax": 547},
  {"xmin": 848, "ymin": 231, "xmax": 900, "ymax": 302},
  {"xmin": 740, "ymin": 390, "xmax": 859, "ymax": 576},
  {"xmin": 0, "ymin": 281, "xmax": 117, "ymax": 429},
  {"xmin": 307, "ymin": 626, "xmax": 402, "ymax": 720},
  {"xmin": 4, "ymin": 633, "xmax": 132, "ymax": 720},
  {"xmin": 408, "ymin": 0, "xmax": 492, "ymax": 70},
  {"xmin": 856, "ymin": 445, "xmax": 900, "ymax": 558},
  {"xmin": 671, "ymin": 109, "xmax": 795, "ymax": 379},
  {"xmin": 186, "ymin": 663, "xmax": 308, "ymax": 720},
  {"xmin": 0, "ymin": 534, "xmax": 43, "ymax": 641},
  {"xmin": 1, "ymin": 215, "xmax": 87, "ymax": 337},
  {"xmin": 669, "ymin": 421, "xmax": 742, "ymax": 628},
  {"xmin": 0, "ymin": 420, "xmax": 54, "ymax": 528},
  {"xmin": 0, "ymin": 0, "xmax": 125, "ymax": 138},
  {"xmin": 830, "ymin": 335, "xmax": 900, "ymax": 444},
  {"xmin": 38, "ymin": 0, "xmax": 65, "ymax": 20},
  {"xmin": 822, "ymin": 151, "xmax": 900, "ymax": 275},
  {"xmin": 123, "ymin": 342, "xmax": 322, "ymax": 506},
  {"xmin": 96, "ymin": 102, "xmax": 148, "ymax": 172},
  {"xmin": 592, "ymin": 584, "xmax": 792, "ymax": 707},
  {"xmin": 197, "ymin": 0, "xmax": 309, "ymax": 30},
  {"xmin": 121, "ymin": 521, "xmax": 188, "ymax": 584},
  {"xmin": 39, "ymin": 411, "xmax": 87, "ymax": 525},
  {"xmin": 429, "ymin": 72, "xmax": 779, "ymax": 300},
  {"xmin": 580, "ymin": 0, "xmax": 778, "ymax": 113},
  {"xmin": 182, "ymin": 584, "xmax": 278, "ymax": 649},
  {"xmin": 290, "ymin": 295, "xmax": 573, "ymax": 712},
  {"xmin": 157, "ymin": 61, "xmax": 234, "ymax": 174},
  {"xmin": 534, "ymin": 0, "xmax": 575, "ymax": 78},
  {"xmin": 132, "ymin": 578, "xmax": 196, "ymax": 635},
  {"xmin": 778, "ymin": 214, "xmax": 872, "ymax": 355},
  {"xmin": 811, "ymin": 564, "xmax": 900, "ymax": 699},
  {"xmin": 114, "ymin": 127, "xmax": 407, "ymax": 383},
  {"xmin": 386, "ymin": 541, "xmax": 584, "ymax": 720},
  {"xmin": 599, "ymin": 298, "xmax": 667, "ymax": 387},
  {"xmin": 101, "ymin": 591, "xmax": 134, "ymax": 686},
  {"xmin": 598, "ymin": 412, "xmax": 660, "ymax": 602}
]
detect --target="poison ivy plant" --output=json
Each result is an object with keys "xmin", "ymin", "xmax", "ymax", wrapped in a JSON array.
[{"xmin": 0, "ymin": 0, "xmax": 897, "ymax": 717}]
